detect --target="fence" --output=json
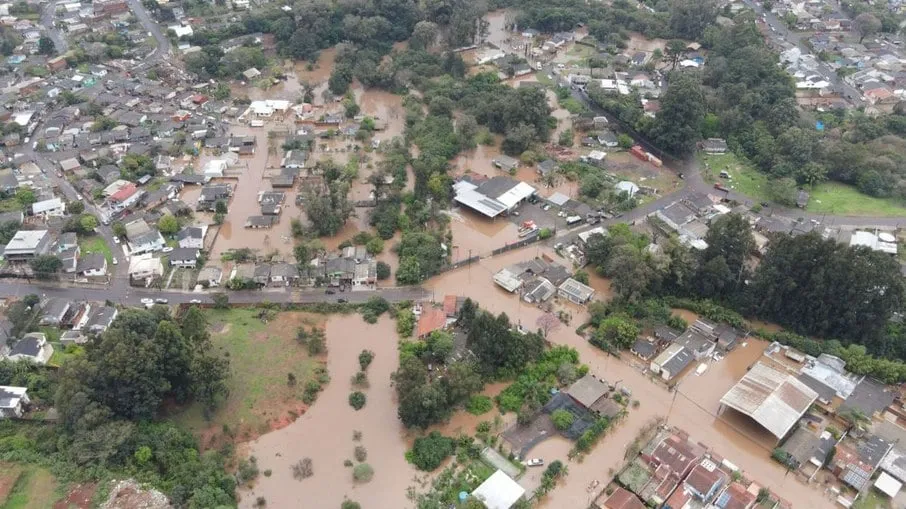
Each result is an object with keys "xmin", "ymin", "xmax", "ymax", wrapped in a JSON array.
[
  {"xmin": 490, "ymin": 229, "xmax": 555, "ymax": 256},
  {"xmin": 439, "ymin": 256, "xmax": 479, "ymax": 274}
]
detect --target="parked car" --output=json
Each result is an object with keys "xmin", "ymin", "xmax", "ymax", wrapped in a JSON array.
[
  {"xmin": 112, "ymin": 258, "xmax": 118, "ymax": 265},
  {"xmin": 337, "ymin": 298, "xmax": 348, "ymax": 303},
  {"xmin": 190, "ymin": 299, "xmax": 202, "ymax": 304},
  {"xmin": 161, "ymin": 247, "xmax": 174, "ymax": 253},
  {"xmin": 524, "ymin": 458, "xmax": 544, "ymax": 467},
  {"xmin": 154, "ymin": 298, "xmax": 169, "ymax": 304},
  {"xmin": 140, "ymin": 298, "xmax": 153, "ymax": 305},
  {"xmin": 325, "ymin": 289, "xmax": 336, "ymax": 294},
  {"xmin": 113, "ymin": 237, "xmax": 120, "ymax": 244}
]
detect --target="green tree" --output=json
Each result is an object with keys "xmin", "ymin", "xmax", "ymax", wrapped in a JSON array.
[
  {"xmin": 854, "ymin": 13, "xmax": 881, "ymax": 43},
  {"xmin": 79, "ymin": 214, "xmax": 98, "ymax": 232},
  {"xmin": 551, "ymin": 409, "xmax": 575, "ymax": 431},
  {"xmin": 664, "ymin": 39, "xmax": 687, "ymax": 69},
  {"xmin": 158, "ymin": 215, "xmax": 179, "ymax": 235},
  {"xmin": 37, "ymin": 36, "xmax": 55, "ymax": 56},
  {"xmin": 212, "ymin": 293, "xmax": 229, "ymax": 309},
  {"xmin": 650, "ymin": 71, "xmax": 706, "ymax": 155},
  {"xmin": 408, "ymin": 431, "xmax": 454, "ymax": 471},
  {"xmin": 702, "ymin": 213, "xmax": 754, "ymax": 291},
  {"xmin": 29, "ymin": 255, "xmax": 62, "ymax": 278},
  {"xmin": 591, "ymin": 315, "xmax": 640, "ymax": 351},
  {"xmin": 669, "ymin": 0, "xmax": 719, "ymax": 40},
  {"xmin": 15, "ymin": 188, "xmax": 35, "ymax": 208},
  {"xmin": 112, "ymin": 222, "xmax": 127, "ymax": 237},
  {"xmin": 376, "ymin": 261, "xmax": 391, "ymax": 280},
  {"xmin": 349, "ymin": 391, "xmax": 367, "ymax": 410}
]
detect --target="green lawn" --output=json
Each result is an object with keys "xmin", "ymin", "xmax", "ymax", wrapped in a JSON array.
[
  {"xmin": 806, "ymin": 181, "xmax": 906, "ymax": 217},
  {"xmin": 78, "ymin": 235, "xmax": 113, "ymax": 265},
  {"xmin": 851, "ymin": 489, "xmax": 890, "ymax": 509},
  {"xmin": 172, "ymin": 309, "xmax": 320, "ymax": 441},
  {"xmin": 0, "ymin": 466, "xmax": 58, "ymax": 509},
  {"xmin": 699, "ymin": 152, "xmax": 771, "ymax": 202}
]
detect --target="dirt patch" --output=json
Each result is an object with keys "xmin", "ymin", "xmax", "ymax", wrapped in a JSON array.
[
  {"xmin": 0, "ymin": 463, "xmax": 23, "ymax": 505},
  {"xmin": 54, "ymin": 482, "xmax": 98, "ymax": 509},
  {"xmin": 210, "ymin": 321, "xmax": 229, "ymax": 334}
]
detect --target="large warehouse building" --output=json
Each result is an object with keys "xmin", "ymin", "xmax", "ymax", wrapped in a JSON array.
[
  {"xmin": 453, "ymin": 176, "xmax": 536, "ymax": 218},
  {"xmin": 719, "ymin": 362, "xmax": 819, "ymax": 440}
]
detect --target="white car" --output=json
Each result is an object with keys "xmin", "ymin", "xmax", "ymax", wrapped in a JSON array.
[
  {"xmin": 112, "ymin": 257, "xmax": 118, "ymax": 265},
  {"xmin": 140, "ymin": 298, "xmax": 154, "ymax": 305},
  {"xmin": 162, "ymin": 247, "xmax": 174, "ymax": 253},
  {"xmin": 190, "ymin": 299, "xmax": 202, "ymax": 304},
  {"xmin": 113, "ymin": 237, "xmax": 120, "ymax": 244},
  {"xmin": 524, "ymin": 458, "xmax": 544, "ymax": 467}
]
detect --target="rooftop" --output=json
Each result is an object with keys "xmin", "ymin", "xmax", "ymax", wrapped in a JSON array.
[
  {"xmin": 567, "ymin": 374, "xmax": 608, "ymax": 409},
  {"xmin": 471, "ymin": 470, "xmax": 525, "ymax": 509},
  {"xmin": 719, "ymin": 362, "xmax": 819, "ymax": 439}
]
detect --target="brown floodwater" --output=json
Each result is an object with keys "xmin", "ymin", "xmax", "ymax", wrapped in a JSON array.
[
  {"xmin": 207, "ymin": 125, "xmax": 299, "ymax": 260},
  {"xmin": 238, "ymin": 315, "xmax": 418, "ymax": 509},
  {"xmin": 424, "ymin": 247, "xmax": 834, "ymax": 508},
  {"xmin": 449, "ymin": 209, "xmax": 520, "ymax": 258}
]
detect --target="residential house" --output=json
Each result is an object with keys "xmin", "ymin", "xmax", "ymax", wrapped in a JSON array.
[
  {"xmin": 779, "ymin": 428, "xmax": 836, "ymax": 480},
  {"xmin": 269, "ymin": 262, "xmax": 300, "ymax": 286},
  {"xmin": 557, "ymin": 277, "xmax": 595, "ymax": 304},
  {"xmin": 128, "ymin": 253, "xmax": 164, "ymax": 280},
  {"xmin": 245, "ymin": 215, "xmax": 278, "ymax": 228},
  {"xmin": 281, "ymin": 150, "xmax": 308, "ymax": 169},
  {"xmin": 59, "ymin": 157, "xmax": 80, "ymax": 173},
  {"xmin": 83, "ymin": 306, "xmax": 117, "ymax": 334},
  {"xmin": 537, "ymin": 159, "xmax": 559, "ymax": 177},
  {"xmin": 683, "ymin": 462, "xmax": 727, "ymax": 502},
  {"xmin": 109, "ymin": 182, "xmax": 143, "ymax": 211},
  {"xmin": 31, "ymin": 198, "xmax": 65, "ymax": 218},
  {"xmin": 169, "ymin": 248, "xmax": 199, "ymax": 268},
  {"xmin": 197, "ymin": 183, "xmax": 232, "ymax": 211},
  {"xmin": 492, "ymin": 155, "xmax": 519, "ymax": 172},
  {"xmin": 39, "ymin": 298, "xmax": 71, "ymax": 327},
  {"xmin": 59, "ymin": 247, "xmax": 79, "ymax": 273},
  {"xmin": 197, "ymin": 265, "xmax": 223, "ymax": 287},
  {"xmin": 252, "ymin": 264, "xmax": 271, "ymax": 286},
  {"xmin": 650, "ymin": 344, "xmax": 694, "ymax": 382},
  {"xmin": 598, "ymin": 130, "xmax": 619, "ymax": 148},
  {"xmin": 125, "ymin": 219, "xmax": 165, "ymax": 254},
  {"xmin": 0, "ymin": 386, "xmax": 29, "ymax": 419},
  {"xmin": 176, "ymin": 225, "xmax": 206, "ymax": 249},
  {"xmin": 595, "ymin": 487, "xmax": 645, "ymax": 509},
  {"xmin": 77, "ymin": 252, "xmax": 107, "ymax": 277},
  {"xmin": 6, "ymin": 333, "xmax": 53, "ymax": 365},
  {"xmin": 647, "ymin": 433, "xmax": 705, "ymax": 479},
  {"xmin": 674, "ymin": 327, "xmax": 716, "ymax": 361},
  {"xmin": 713, "ymin": 482, "xmax": 756, "ymax": 509},
  {"xmin": 416, "ymin": 307, "xmax": 447, "ymax": 339},
  {"xmin": 567, "ymin": 374, "xmax": 610, "ymax": 411},
  {"xmin": 3, "ymin": 230, "xmax": 51, "ymax": 261}
]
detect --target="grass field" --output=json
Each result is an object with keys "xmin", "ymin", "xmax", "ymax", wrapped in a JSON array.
[
  {"xmin": 806, "ymin": 182, "xmax": 906, "ymax": 217},
  {"xmin": 172, "ymin": 308, "xmax": 324, "ymax": 446},
  {"xmin": 851, "ymin": 490, "xmax": 890, "ymax": 509},
  {"xmin": 0, "ymin": 465, "xmax": 58, "ymax": 509},
  {"xmin": 78, "ymin": 235, "xmax": 113, "ymax": 265},
  {"xmin": 699, "ymin": 152, "xmax": 771, "ymax": 203}
]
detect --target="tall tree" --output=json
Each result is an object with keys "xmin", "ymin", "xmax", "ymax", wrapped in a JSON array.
[
  {"xmin": 650, "ymin": 71, "xmax": 706, "ymax": 155},
  {"xmin": 853, "ymin": 13, "xmax": 881, "ymax": 44},
  {"xmin": 702, "ymin": 213, "xmax": 755, "ymax": 288},
  {"xmin": 668, "ymin": 0, "xmax": 719, "ymax": 40}
]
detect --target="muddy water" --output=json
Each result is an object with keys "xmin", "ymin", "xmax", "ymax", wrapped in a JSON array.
[
  {"xmin": 238, "ymin": 315, "xmax": 416, "ymax": 509},
  {"xmin": 207, "ymin": 125, "xmax": 300, "ymax": 260},
  {"xmin": 425, "ymin": 247, "xmax": 834, "ymax": 508},
  {"xmin": 449, "ymin": 208, "xmax": 520, "ymax": 257}
]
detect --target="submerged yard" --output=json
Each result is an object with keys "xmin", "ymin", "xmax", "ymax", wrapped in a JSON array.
[
  {"xmin": 171, "ymin": 308, "xmax": 325, "ymax": 447},
  {"xmin": 0, "ymin": 464, "xmax": 58, "ymax": 509}
]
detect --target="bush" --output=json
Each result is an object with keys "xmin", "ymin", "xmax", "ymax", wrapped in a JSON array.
[
  {"xmin": 376, "ymin": 261, "xmax": 391, "ymax": 280},
  {"xmin": 237, "ymin": 456, "xmax": 259, "ymax": 483},
  {"xmin": 466, "ymin": 395, "xmax": 493, "ymax": 415},
  {"xmin": 359, "ymin": 350, "xmax": 375, "ymax": 371},
  {"xmin": 351, "ymin": 371, "xmax": 369, "ymax": 388},
  {"xmin": 408, "ymin": 431, "xmax": 455, "ymax": 471},
  {"xmin": 349, "ymin": 391, "xmax": 367, "ymax": 410},
  {"xmin": 352, "ymin": 463, "xmax": 374, "ymax": 482},
  {"xmin": 341, "ymin": 501, "xmax": 361, "ymax": 509},
  {"xmin": 551, "ymin": 409, "xmax": 575, "ymax": 431},
  {"xmin": 354, "ymin": 445, "xmax": 367, "ymax": 462}
]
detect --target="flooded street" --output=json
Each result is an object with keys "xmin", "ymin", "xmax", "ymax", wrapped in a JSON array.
[
  {"xmin": 425, "ymin": 246, "xmax": 834, "ymax": 508},
  {"xmin": 238, "ymin": 315, "xmax": 417, "ymax": 508}
]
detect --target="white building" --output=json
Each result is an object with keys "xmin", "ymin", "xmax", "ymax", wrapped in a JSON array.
[
  {"xmin": 0, "ymin": 386, "xmax": 29, "ymax": 419},
  {"xmin": 128, "ymin": 253, "xmax": 164, "ymax": 280},
  {"xmin": 471, "ymin": 470, "xmax": 525, "ymax": 509}
]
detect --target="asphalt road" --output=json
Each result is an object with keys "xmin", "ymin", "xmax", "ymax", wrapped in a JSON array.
[
  {"xmin": 125, "ymin": 0, "xmax": 171, "ymax": 64},
  {"xmin": 743, "ymin": 0, "xmax": 864, "ymax": 105},
  {"xmin": 0, "ymin": 281, "xmax": 430, "ymax": 306},
  {"xmin": 39, "ymin": 2, "xmax": 68, "ymax": 54}
]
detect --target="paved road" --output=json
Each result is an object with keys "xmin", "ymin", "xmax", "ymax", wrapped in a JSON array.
[
  {"xmin": 125, "ymin": 0, "xmax": 171, "ymax": 64},
  {"xmin": 0, "ymin": 281, "xmax": 430, "ymax": 306},
  {"xmin": 39, "ymin": 2, "xmax": 68, "ymax": 54},
  {"xmin": 743, "ymin": 0, "xmax": 864, "ymax": 105}
]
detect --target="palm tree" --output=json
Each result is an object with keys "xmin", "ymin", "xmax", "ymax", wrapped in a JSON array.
[{"xmin": 839, "ymin": 408, "xmax": 869, "ymax": 432}]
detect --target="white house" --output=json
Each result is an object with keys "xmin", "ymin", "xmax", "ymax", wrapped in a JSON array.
[
  {"xmin": 6, "ymin": 333, "xmax": 54, "ymax": 365},
  {"xmin": 31, "ymin": 198, "xmax": 65, "ymax": 217},
  {"xmin": 169, "ymin": 248, "xmax": 199, "ymax": 268},
  {"xmin": 128, "ymin": 253, "xmax": 164, "ymax": 280},
  {"xmin": 176, "ymin": 225, "xmax": 207, "ymax": 249},
  {"xmin": 0, "ymin": 386, "xmax": 29, "ymax": 419},
  {"xmin": 76, "ymin": 252, "xmax": 107, "ymax": 277},
  {"xmin": 202, "ymin": 159, "xmax": 228, "ymax": 179}
]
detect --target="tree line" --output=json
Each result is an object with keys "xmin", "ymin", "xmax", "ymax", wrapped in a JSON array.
[{"xmin": 584, "ymin": 213, "xmax": 906, "ymax": 359}]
